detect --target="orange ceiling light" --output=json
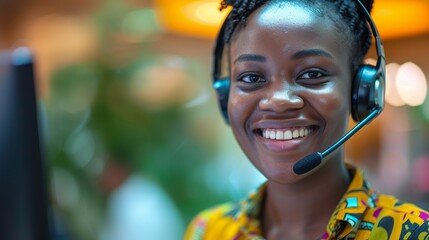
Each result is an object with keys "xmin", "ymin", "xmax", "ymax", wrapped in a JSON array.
[
  {"xmin": 372, "ymin": 0, "xmax": 429, "ymax": 40},
  {"xmin": 154, "ymin": 0, "xmax": 229, "ymax": 39},
  {"xmin": 155, "ymin": 0, "xmax": 429, "ymax": 40}
]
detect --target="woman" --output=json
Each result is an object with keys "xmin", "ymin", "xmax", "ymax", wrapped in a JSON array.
[{"xmin": 185, "ymin": 0, "xmax": 429, "ymax": 239}]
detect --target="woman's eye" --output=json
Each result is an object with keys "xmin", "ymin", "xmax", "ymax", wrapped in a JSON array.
[
  {"xmin": 239, "ymin": 74, "xmax": 265, "ymax": 83},
  {"xmin": 298, "ymin": 70, "xmax": 324, "ymax": 79}
]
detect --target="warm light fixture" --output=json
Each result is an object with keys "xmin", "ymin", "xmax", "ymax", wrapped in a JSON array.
[
  {"xmin": 385, "ymin": 63, "xmax": 405, "ymax": 107},
  {"xmin": 184, "ymin": 1, "xmax": 223, "ymax": 24},
  {"xmin": 154, "ymin": 0, "xmax": 229, "ymax": 39},
  {"xmin": 385, "ymin": 62, "xmax": 428, "ymax": 107},
  {"xmin": 396, "ymin": 62, "xmax": 427, "ymax": 107},
  {"xmin": 154, "ymin": 0, "xmax": 429, "ymax": 40},
  {"xmin": 372, "ymin": 0, "xmax": 429, "ymax": 40}
]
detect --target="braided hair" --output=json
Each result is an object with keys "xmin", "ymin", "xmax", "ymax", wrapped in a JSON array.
[{"xmin": 219, "ymin": 0, "xmax": 375, "ymax": 72}]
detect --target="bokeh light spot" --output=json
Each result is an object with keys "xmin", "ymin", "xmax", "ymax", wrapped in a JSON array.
[
  {"xmin": 396, "ymin": 62, "xmax": 427, "ymax": 107},
  {"xmin": 385, "ymin": 62, "xmax": 405, "ymax": 107}
]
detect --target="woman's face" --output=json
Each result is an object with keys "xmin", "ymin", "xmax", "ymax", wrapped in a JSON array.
[{"xmin": 228, "ymin": 2, "xmax": 352, "ymax": 183}]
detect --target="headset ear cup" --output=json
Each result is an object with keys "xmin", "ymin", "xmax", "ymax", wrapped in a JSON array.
[
  {"xmin": 351, "ymin": 64, "xmax": 378, "ymax": 122},
  {"xmin": 213, "ymin": 79, "xmax": 230, "ymax": 123}
]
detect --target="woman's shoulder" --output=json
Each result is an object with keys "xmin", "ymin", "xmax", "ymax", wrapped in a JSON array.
[
  {"xmin": 183, "ymin": 183, "xmax": 266, "ymax": 239},
  {"xmin": 183, "ymin": 202, "xmax": 243, "ymax": 240},
  {"xmin": 369, "ymin": 193, "xmax": 429, "ymax": 239},
  {"xmin": 189, "ymin": 202, "xmax": 241, "ymax": 226},
  {"xmin": 375, "ymin": 193, "xmax": 428, "ymax": 220}
]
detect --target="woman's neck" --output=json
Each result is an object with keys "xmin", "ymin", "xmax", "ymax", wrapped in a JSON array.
[{"xmin": 261, "ymin": 160, "xmax": 351, "ymax": 239}]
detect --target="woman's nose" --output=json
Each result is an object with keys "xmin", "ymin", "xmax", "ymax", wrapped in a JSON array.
[{"xmin": 259, "ymin": 86, "xmax": 304, "ymax": 112}]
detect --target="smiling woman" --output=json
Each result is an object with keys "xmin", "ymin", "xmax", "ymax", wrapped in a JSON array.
[{"xmin": 184, "ymin": 0, "xmax": 429, "ymax": 239}]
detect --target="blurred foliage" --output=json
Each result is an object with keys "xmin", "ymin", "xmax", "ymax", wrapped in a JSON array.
[{"xmin": 45, "ymin": 1, "xmax": 230, "ymax": 239}]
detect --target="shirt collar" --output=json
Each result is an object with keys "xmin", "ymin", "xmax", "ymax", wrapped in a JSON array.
[
  {"xmin": 234, "ymin": 166, "xmax": 374, "ymax": 239},
  {"xmin": 233, "ymin": 184, "xmax": 265, "ymax": 238},
  {"xmin": 327, "ymin": 167, "xmax": 376, "ymax": 238}
]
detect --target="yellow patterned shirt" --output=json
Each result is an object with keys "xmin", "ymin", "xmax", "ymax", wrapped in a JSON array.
[{"xmin": 184, "ymin": 168, "xmax": 429, "ymax": 239}]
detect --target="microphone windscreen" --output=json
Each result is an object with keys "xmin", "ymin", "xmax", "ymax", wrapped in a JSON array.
[{"xmin": 293, "ymin": 152, "xmax": 323, "ymax": 175}]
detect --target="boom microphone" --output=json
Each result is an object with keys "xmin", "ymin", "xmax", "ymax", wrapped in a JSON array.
[{"xmin": 293, "ymin": 108, "xmax": 381, "ymax": 175}]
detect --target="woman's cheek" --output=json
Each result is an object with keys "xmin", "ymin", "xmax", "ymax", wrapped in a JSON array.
[
  {"xmin": 229, "ymin": 90, "xmax": 253, "ymax": 119},
  {"xmin": 312, "ymin": 84, "xmax": 350, "ymax": 115}
]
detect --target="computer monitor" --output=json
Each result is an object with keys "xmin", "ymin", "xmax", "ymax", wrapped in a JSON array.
[{"xmin": 0, "ymin": 47, "xmax": 51, "ymax": 240}]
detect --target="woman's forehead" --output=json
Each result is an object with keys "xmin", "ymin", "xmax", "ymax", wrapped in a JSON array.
[
  {"xmin": 230, "ymin": 1, "xmax": 345, "ymax": 50},
  {"xmin": 255, "ymin": 1, "xmax": 319, "ymax": 29},
  {"xmin": 228, "ymin": 2, "xmax": 350, "ymax": 69}
]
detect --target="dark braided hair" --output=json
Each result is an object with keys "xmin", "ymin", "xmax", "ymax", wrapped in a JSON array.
[{"xmin": 219, "ymin": 0, "xmax": 375, "ymax": 72}]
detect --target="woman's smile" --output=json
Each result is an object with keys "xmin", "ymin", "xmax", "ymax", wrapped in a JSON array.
[
  {"xmin": 260, "ymin": 126, "xmax": 315, "ymax": 140},
  {"xmin": 256, "ymin": 125, "xmax": 318, "ymax": 152},
  {"xmin": 250, "ymin": 119, "xmax": 319, "ymax": 151}
]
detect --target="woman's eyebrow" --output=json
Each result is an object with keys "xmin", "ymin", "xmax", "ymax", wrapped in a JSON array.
[
  {"xmin": 233, "ymin": 54, "xmax": 266, "ymax": 64},
  {"xmin": 291, "ymin": 49, "xmax": 334, "ymax": 60}
]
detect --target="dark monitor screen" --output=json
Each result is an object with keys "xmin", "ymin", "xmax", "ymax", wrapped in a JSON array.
[{"xmin": 0, "ymin": 48, "xmax": 51, "ymax": 240}]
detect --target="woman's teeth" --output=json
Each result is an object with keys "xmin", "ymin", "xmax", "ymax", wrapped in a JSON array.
[{"xmin": 261, "ymin": 127, "xmax": 313, "ymax": 140}]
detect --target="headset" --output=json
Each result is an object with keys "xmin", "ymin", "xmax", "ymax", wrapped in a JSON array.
[{"xmin": 212, "ymin": 0, "xmax": 385, "ymax": 124}]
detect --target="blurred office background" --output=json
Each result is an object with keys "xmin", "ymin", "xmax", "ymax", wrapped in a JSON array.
[{"xmin": 0, "ymin": 0, "xmax": 429, "ymax": 239}]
